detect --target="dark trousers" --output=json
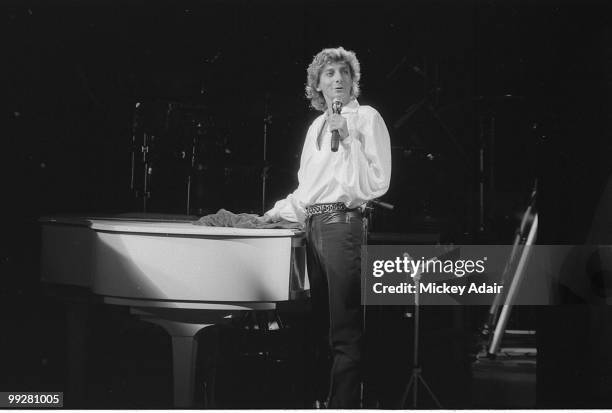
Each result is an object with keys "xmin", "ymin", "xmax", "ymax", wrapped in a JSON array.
[{"xmin": 306, "ymin": 210, "xmax": 363, "ymax": 408}]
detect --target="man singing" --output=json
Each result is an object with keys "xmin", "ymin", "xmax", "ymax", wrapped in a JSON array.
[{"xmin": 261, "ymin": 46, "xmax": 391, "ymax": 408}]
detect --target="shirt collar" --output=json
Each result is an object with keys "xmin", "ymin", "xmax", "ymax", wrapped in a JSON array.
[
  {"xmin": 341, "ymin": 99, "xmax": 359, "ymax": 114},
  {"xmin": 324, "ymin": 99, "xmax": 359, "ymax": 117},
  {"xmin": 320, "ymin": 99, "xmax": 359, "ymax": 124}
]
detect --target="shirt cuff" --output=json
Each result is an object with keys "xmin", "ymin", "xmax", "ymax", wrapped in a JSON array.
[{"xmin": 265, "ymin": 206, "xmax": 280, "ymax": 220}]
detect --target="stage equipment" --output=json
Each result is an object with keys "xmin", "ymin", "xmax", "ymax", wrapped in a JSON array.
[
  {"xmin": 388, "ymin": 57, "xmax": 472, "ymax": 240},
  {"xmin": 130, "ymin": 100, "xmax": 224, "ymax": 214},
  {"xmin": 474, "ymin": 94, "xmax": 526, "ymax": 235},
  {"xmin": 399, "ymin": 253, "xmax": 443, "ymax": 409},
  {"xmin": 481, "ymin": 181, "xmax": 538, "ymax": 356},
  {"xmin": 261, "ymin": 95, "xmax": 272, "ymax": 214},
  {"xmin": 40, "ymin": 214, "xmax": 308, "ymax": 408},
  {"xmin": 392, "ymin": 58, "xmax": 468, "ymax": 163}
]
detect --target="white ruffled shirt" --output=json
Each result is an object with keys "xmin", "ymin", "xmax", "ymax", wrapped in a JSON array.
[{"xmin": 266, "ymin": 99, "xmax": 392, "ymax": 223}]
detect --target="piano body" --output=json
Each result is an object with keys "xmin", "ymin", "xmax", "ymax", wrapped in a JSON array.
[{"xmin": 40, "ymin": 215, "xmax": 308, "ymax": 407}]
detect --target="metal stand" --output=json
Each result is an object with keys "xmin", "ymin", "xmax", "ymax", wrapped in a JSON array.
[
  {"xmin": 488, "ymin": 212, "xmax": 538, "ymax": 356},
  {"xmin": 359, "ymin": 204, "xmax": 372, "ymax": 408},
  {"xmin": 129, "ymin": 103, "xmax": 152, "ymax": 212},
  {"xmin": 186, "ymin": 115, "xmax": 207, "ymax": 215},
  {"xmin": 400, "ymin": 267, "xmax": 442, "ymax": 408},
  {"xmin": 261, "ymin": 97, "xmax": 272, "ymax": 214},
  {"xmin": 186, "ymin": 134, "xmax": 195, "ymax": 215},
  {"xmin": 476, "ymin": 113, "xmax": 496, "ymax": 234},
  {"xmin": 141, "ymin": 132, "xmax": 152, "ymax": 212},
  {"xmin": 483, "ymin": 183, "xmax": 537, "ymax": 338}
]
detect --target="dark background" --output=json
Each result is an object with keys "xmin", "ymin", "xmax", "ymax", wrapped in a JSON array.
[{"xmin": 3, "ymin": 0, "xmax": 612, "ymax": 408}]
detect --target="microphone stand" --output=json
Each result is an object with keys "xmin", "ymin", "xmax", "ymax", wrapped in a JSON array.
[
  {"xmin": 400, "ymin": 261, "xmax": 442, "ymax": 408},
  {"xmin": 361, "ymin": 202, "xmax": 372, "ymax": 408}
]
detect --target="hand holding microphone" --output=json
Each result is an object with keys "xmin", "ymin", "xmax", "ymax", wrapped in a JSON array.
[{"xmin": 330, "ymin": 99, "xmax": 347, "ymax": 152}]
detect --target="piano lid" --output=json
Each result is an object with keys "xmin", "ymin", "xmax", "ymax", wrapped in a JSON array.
[
  {"xmin": 39, "ymin": 216, "xmax": 93, "ymax": 226},
  {"xmin": 40, "ymin": 215, "xmax": 301, "ymax": 237},
  {"xmin": 89, "ymin": 220, "xmax": 299, "ymax": 237}
]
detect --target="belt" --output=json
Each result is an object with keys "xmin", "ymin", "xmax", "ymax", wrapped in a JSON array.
[{"xmin": 304, "ymin": 202, "xmax": 359, "ymax": 218}]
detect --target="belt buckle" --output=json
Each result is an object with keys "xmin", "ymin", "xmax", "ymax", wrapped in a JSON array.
[{"xmin": 306, "ymin": 202, "xmax": 346, "ymax": 218}]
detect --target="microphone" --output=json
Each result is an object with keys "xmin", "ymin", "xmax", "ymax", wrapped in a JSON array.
[{"xmin": 331, "ymin": 98, "xmax": 343, "ymax": 152}]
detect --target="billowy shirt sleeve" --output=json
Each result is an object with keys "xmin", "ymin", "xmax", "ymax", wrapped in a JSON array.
[
  {"xmin": 265, "ymin": 192, "xmax": 305, "ymax": 223},
  {"xmin": 333, "ymin": 107, "xmax": 392, "ymax": 207}
]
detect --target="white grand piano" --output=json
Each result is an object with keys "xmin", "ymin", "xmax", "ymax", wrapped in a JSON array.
[{"xmin": 40, "ymin": 215, "xmax": 308, "ymax": 407}]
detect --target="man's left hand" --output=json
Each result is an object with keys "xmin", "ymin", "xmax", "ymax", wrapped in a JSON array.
[{"xmin": 257, "ymin": 214, "xmax": 278, "ymax": 224}]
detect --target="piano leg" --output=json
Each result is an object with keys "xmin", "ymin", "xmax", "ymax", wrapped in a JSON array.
[
  {"xmin": 171, "ymin": 335, "xmax": 205, "ymax": 408},
  {"xmin": 132, "ymin": 310, "xmax": 213, "ymax": 408}
]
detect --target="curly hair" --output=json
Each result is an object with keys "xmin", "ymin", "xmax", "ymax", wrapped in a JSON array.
[{"xmin": 305, "ymin": 46, "xmax": 361, "ymax": 112}]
